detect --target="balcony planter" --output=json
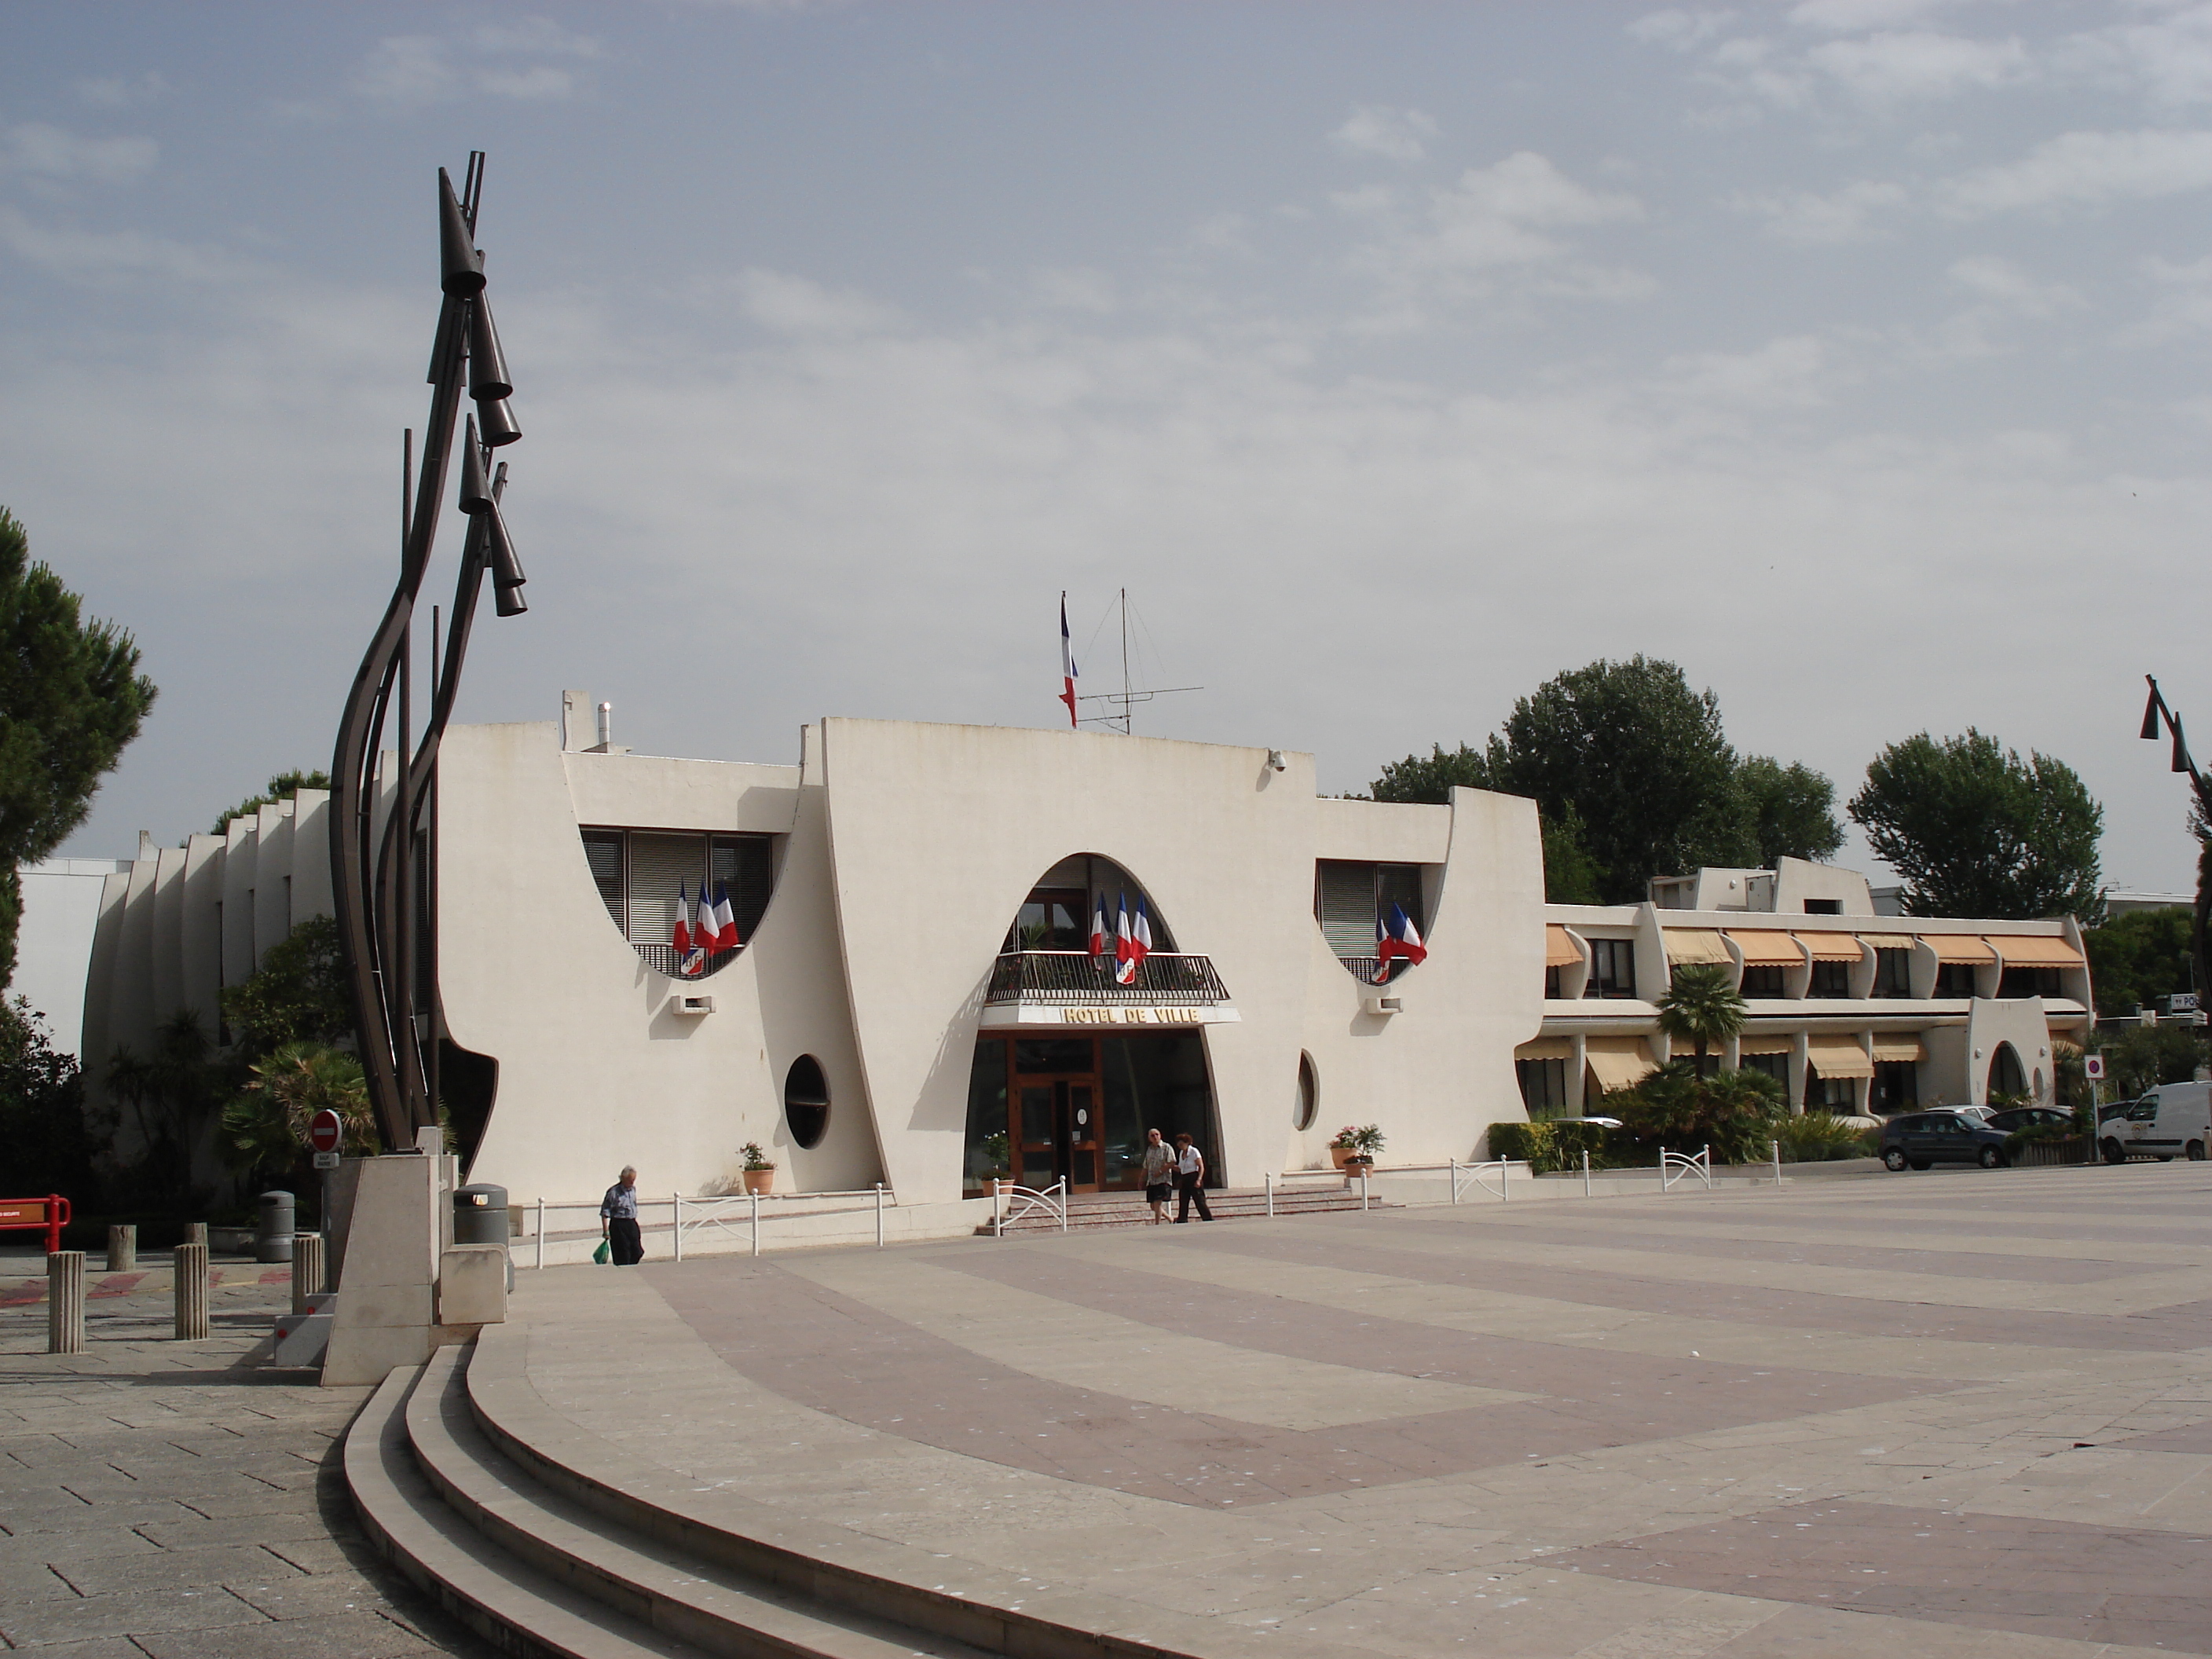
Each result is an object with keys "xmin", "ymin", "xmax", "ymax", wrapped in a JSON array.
[{"xmin": 742, "ymin": 1166, "xmax": 775, "ymax": 1196}]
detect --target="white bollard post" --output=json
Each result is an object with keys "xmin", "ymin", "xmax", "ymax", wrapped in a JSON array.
[
  {"xmin": 1449, "ymin": 1159, "xmax": 1459, "ymax": 1205},
  {"xmin": 994, "ymin": 1178, "xmax": 1005, "ymax": 1240},
  {"xmin": 1583, "ymin": 1149, "xmax": 1591, "ymax": 1197},
  {"xmin": 1772, "ymin": 1139, "xmax": 1782, "ymax": 1185},
  {"xmin": 1501, "ymin": 1160, "xmax": 1510, "ymax": 1202},
  {"xmin": 875, "ymin": 1183, "xmax": 884, "ymax": 1248},
  {"xmin": 535, "ymin": 1198, "xmax": 545, "ymax": 1270},
  {"xmin": 1361, "ymin": 1169, "xmax": 1370, "ymax": 1212},
  {"xmin": 750, "ymin": 1190, "xmax": 760, "ymax": 1258},
  {"xmin": 1059, "ymin": 1178, "xmax": 1068, "ymax": 1233},
  {"xmin": 1265, "ymin": 1171, "xmax": 1275, "ymax": 1218}
]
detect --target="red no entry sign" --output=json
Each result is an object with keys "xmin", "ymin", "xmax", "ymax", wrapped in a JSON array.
[{"xmin": 308, "ymin": 1109, "xmax": 343, "ymax": 1155}]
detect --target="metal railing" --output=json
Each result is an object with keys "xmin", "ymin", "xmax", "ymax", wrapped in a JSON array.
[
  {"xmin": 991, "ymin": 1177, "xmax": 1068, "ymax": 1236},
  {"xmin": 1331, "ymin": 955, "xmax": 1405, "ymax": 987},
  {"xmin": 985, "ymin": 950, "xmax": 1231, "ymax": 1006},
  {"xmin": 1661, "ymin": 1146, "xmax": 1712, "ymax": 1191},
  {"xmin": 526, "ymin": 1185, "xmax": 895, "ymax": 1265},
  {"xmin": 630, "ymin": 942, "xmax": 742, "ymax": 981}
]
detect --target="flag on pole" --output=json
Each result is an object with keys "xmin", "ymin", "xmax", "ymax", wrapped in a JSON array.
[
  {"xmin": 1088, "ymin": 892, "xmax": 1110, "ymax": 958},
  {"xmin": 674, "ymin": 884, "xmax": 706, "ymax": 976},
  {"xmin": 672, "ymin": 883, "xmax": 692, "ymax": 958},
  {"xmin": 1114, "ymin": 891, "xmax": 1137, "ymax": 985},
  {"xmin": 1129, "ymin": 893, "xmax": 1153, "ymax": 974},
  {"xmin": 1376, "ymin": 903, "xmax": 1427, "ymax": 974},
  {"xmin": 710, "ymin": 881, "xmax": 738, "ymax": 951},
  {"xmin": 1059, "ymin": 593, "xmax": 1079, "ymax": 728}
]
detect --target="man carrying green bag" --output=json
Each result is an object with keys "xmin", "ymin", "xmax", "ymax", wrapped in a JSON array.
[{"xmin": 599, "ymin": 1166, "xmax": 642, "ymax": 1265}]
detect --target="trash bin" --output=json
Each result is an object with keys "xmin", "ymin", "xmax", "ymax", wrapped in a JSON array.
[
  {"xmin": 452, "ymin": 1185, "xmax": 509, "ymax": 1247},
  {"xmin": 255, "ymin": 1192, "xmax": 295, "ymax": 1263}
]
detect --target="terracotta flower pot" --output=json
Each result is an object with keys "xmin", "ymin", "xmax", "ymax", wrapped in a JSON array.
[
  {"xmin": 742, "ymin": 1167, "xmax": 775, "ymax": 1196},
  {"xmin": 1329, "ymin": 1144, "xmax": 1358, "ymax": 1170}
]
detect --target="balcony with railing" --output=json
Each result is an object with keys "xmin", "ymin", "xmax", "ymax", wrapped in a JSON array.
[
  {"xmin": 985, "ymin": 950, "xmax": 1232, "ymax": 1007},
  {"xmin": 632, "ymin": 943, "xmax": 743, "ymax": 981}
]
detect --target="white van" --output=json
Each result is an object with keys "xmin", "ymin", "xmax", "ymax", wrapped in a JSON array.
[{"xmin": 2100, "ymin": 1082, "xmax": 2211, "ymax": 1164}]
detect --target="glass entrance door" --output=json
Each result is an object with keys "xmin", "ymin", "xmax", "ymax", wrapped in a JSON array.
[{"xmin": 1011, "ymin": 1037, "xmax": 1103, "ymax": 1192}]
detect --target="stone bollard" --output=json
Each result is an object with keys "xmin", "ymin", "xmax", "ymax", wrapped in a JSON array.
[
  {"xmin": 291, "ymin": 1232, "xmax": 324, "ymax": 1316},
  {"xmin": 173, "ymin": 1243, "xmax": 209, "ymax": 1341},
  {"xmin": 106, "ymin": 1224, "xmax": 137, "ymax": 1273},
  {"xmin": 48, "ymin": 1251, "xmax": 86, "ymax": 1354},
  {"xmin": 181, "ymin": 1221, "xmax": 207, "ymax": 1249}
]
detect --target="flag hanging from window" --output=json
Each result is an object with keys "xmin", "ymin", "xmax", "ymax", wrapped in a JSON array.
[
  {"xmin": 1130, "ymin": 894, "xmax": 1153, "ymax": 974},
  {"xmin": 710, "ymin": 881, "xmax": 738, "ymax": 951},
  {"xmin": 672, "ymin": 883, "xmax": 692, "ymax": 958},
  {"xmin": 1114, "ymin": 891, "xmax": 1137, "ymax": 984},
  {"xmin": 1377, "ymin": 902, "xmax": 1427, "ymax": 975},
  {"xmin": 1089, "ymin": 892, "xmax": 1109, "ymax": 959},
  {"xmin": 1059, "ymin": 593, "xmax": 1079, "ymax": 729}
]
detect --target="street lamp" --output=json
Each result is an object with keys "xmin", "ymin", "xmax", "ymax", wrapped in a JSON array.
[
  {"xmin": 329, "ymin": 154, "xmax": 531, "ymax": 1151},
  {"xmin": 2137, "ymin": 674, "xmax": 2212, "ymax": 1006}
]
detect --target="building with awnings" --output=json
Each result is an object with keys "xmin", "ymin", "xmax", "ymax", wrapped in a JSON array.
[{"xmin": 1521, "ymin": 857, "xmax": 2091, "ymax": 1119}]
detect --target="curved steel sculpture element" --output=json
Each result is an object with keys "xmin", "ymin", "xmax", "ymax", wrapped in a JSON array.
[
  {"xmin": 2139, "ymin": 676, "xmax": 2212, "ymax": 1006},
  {"xmin": 331, "ymin": 153, "xmax": 529, "ymax": 1150}
]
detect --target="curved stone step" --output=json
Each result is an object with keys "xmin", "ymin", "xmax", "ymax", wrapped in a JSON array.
[
  {"xmin": 345, "ymin": 1363, "xmax": 705, "ymax": 1659},
  {"xmin": 405, "ymin": 1345, "xmax": 987, "ymax": 1659}
]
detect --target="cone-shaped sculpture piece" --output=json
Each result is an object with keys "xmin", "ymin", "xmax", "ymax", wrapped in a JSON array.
[
  {"xmin": 476, "ymin": 395, "xmax": 522, "ymax": 448},
  {"xmin": 487, "ymin": 509, "xmax": 528, "ymax": 616},
  {"xmin": 458, "ymin": 420, "xmax": 495, "ymax": 514},
  {"xmin": 438, "ymin": 169, "xmax": 485, "ymax": 296},
  {"xmin": 2143, "ymin": 682, "xmax": 2166, "ymax": 742},
  {"xmin": 468, "ymin": 292, "xmax": 513, "ymax": 401},
  {"xmin": 2174, "ymin": 721, "xmax": 2192, "ymax": 775}
]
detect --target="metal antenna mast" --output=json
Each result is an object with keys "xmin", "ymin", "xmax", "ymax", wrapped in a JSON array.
[{"xmin": 1076, "ymin": 589, "xmax": 1201, "ymax": 735}]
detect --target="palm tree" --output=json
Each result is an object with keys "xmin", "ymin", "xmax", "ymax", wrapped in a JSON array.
[{"xmin": 1656, "ymin": 962, "xmax": 1748, "ymax": 1077}]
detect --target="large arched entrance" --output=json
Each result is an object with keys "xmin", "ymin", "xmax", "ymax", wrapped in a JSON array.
[
  {"xmin": 1987, "ymin": 1041, "xmax": 2027, "ymax": 1101},
  {"xmin": 963, "ymin": 855, "xmax": 1223, "ymax": 1197}
]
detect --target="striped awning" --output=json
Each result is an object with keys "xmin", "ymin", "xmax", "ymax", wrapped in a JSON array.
[
  {"xmin": 1516, "ymin": 1037, "xmax": 1573, "ymax": 1060},
  {"xmin": 1664, "ymin": 928, "xmax": 1732, "ymax": 965},
  {"xmin": 1584, "ymin": 1038, "xmax": 1657, "ymax": 1093},
  {"xmin": 1546, "ymin": 925, "xmax": 1584, "ymax": 969},
  {"xmin": 1928, "ymin": 936, "xmax": 1997, "ymax": 965},
  {"xmin": 1861, "ymin": 934, "xmax": 1915, "ymax": 950},
  {"xmin": 1807, "ymin": 1036, "xmax": 1875, "ymax": 1079},
  {"xmin": 1727, "ymin": 930, "xmax": 1805, "ymax": 965},
  {"xmin": 1870, "ymin": 1038, "xmax": 1925, "ymax": 1063},
  {"xmin": 1987, "ymin": 935, "xmax": 2085, "ymax": 969},
  {"xmin": 1796, "ymin": 932, "xmax": 1863, "ymax": 961},
  {"xmin": 1737, "ymin": 1033, "xmax": 1796, "ymax": 1056}
]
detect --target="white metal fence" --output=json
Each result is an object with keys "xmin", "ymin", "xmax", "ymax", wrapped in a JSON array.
[{"xmin": 523, "ymin": 1186, "xmax": 895, "ymax": 1267}]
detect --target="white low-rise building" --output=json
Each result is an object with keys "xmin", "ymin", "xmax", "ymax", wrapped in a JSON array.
[{"xmin": 76, "ymin": 702, "xmax": 2086, "ymax": 1211}]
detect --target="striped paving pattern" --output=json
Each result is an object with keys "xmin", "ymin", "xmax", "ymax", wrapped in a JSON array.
[{"xmin": 511, "ymin": 1162, "xmax": 2212, "ymax": 1657}]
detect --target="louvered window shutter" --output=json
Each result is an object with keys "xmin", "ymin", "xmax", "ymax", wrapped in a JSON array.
[
  {"xmin": 625, "ymin": 832, "xmax": 707, "ymax": 947},
  {"xmin": 1376, "ymin": 863, "xmax": 1424, "ymax": 934},
  {"xmin": 1315, "ymin": 861, "xmax": 1378, "ymax": 959},
  {"xmin": 710, "ymin": 835, "xmax": 775, "ymax": 943},
  {"xmin": 580, "ymin": 830, "xmax": 624, "ymax": 932}
]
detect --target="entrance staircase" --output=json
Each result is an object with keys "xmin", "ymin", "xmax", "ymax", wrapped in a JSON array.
[
  {"xmin": 349, "ymin": 1341, "xmax": 1189, "ymax": 1659},
  {"xmin": 978, "ymin": 1182, "xmax": 1379, "ymax": 1235}
]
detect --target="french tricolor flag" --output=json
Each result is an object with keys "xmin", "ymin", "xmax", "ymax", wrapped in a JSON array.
[
  {"xmin": 1088, "ymin": 892, "xmax": 1110, "ymax": 959},
  {"xmin": 674, "ymin": 884, "xmax": 706, "ymax": 976},
  {"xmin": 710, "ymin": 881, "xmax": 738, "ymax": 951},
  {"xmin": 1114, "ymin": 892, "xmax": 1136, "ymax": 984},
  {"xmin": 1376, "ymin": 903, "xmax": 1427, "ymax": 975},
  {"xmin": 1130, "ymin": 894, "xmax": 1153, "ymax": 973},
  {"xmin": 1059, "ymin": 593, "xmax": 1079, "ymax": 729},
  {"xmin": 672, "ymin": 883, "xmax": 692, "ymax": 958}
]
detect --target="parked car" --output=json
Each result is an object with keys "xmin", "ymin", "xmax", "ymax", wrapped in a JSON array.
[
  {"xmin": 2099, "ymin": 1082, "xmax": 2211, "ymax": 1164},
  {"xmin": 1985, "ymin": 1106, "xmax": 2074, "ymax": 1136},
  {"xmin": 1880, "ymin": 1110, "xmax": 2016, "ymax": 1171}
]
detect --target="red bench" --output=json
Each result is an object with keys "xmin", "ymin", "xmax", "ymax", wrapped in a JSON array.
[{"xmin": 0, "ymin": 1195, "xmax": 70, "ymax": 1256}]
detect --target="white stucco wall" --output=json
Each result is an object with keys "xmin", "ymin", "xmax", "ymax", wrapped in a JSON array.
[{"xmin": 12, "ymin": 859, "xmax": 129, "ymax": 1056}]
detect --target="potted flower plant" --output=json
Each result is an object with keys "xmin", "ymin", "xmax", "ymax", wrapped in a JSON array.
[
  {"xmin": 739, "ymin": 1141, "xmax": 776, "ymax": 1196},
  {"xmin": 1329, "ymin": 1124, "xmax": 1385, "ymax": 1170}
]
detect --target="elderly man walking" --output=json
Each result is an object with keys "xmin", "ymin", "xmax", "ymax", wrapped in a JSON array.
[{"xmin": 600, "ymin": 1166, "xmax": 643, "ymax": 1265}]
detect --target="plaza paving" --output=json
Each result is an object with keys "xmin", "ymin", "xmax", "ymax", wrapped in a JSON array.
[
  {"xmin": 503, "ymin": 1160, "xmax": 2212, "ymax": 1657},
  {"xmin": 0, "ymin": 1273, "xmax": 483, "ymax": 1657}
]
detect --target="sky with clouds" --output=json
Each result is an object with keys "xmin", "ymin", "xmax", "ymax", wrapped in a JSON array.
[{"xmin": 5, "ymin": 2, "xmax": 2211, "ymax": 895}]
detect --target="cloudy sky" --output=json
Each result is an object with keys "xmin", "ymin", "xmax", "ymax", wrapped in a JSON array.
[{"xmin": 5, "ymin": 2, "xmax": 2210, "ymax": 893}]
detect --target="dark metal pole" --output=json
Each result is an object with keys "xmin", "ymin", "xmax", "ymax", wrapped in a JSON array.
[{"xmin": 2139, "ymin": 675, "xmax": 2212, "ymax": 1009}]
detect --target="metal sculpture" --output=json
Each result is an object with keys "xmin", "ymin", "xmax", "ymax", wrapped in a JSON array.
[
  {"xmin": 330, "ymin": 153, "xmax": 528, "ymax": 1150},
  {"xmin": 2137, "ymin": 675, "xmax": 2212, "ymax": 1006}
]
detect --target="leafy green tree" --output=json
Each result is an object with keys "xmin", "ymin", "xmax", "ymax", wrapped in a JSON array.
[
  {"xmin": 210, "ymin": 769, "xmax": 331, "ymax": 837},
  {"xmin": 222, "ymin": 1042, "xmax": 372, "ymax": 1192},
  {"xmin": 2093, "ymin": 1023, "xmax": 2208, "ymax": 1099},
  {"xmin": 1612, "ymin": 1062, "xmax": 1783, "ymax": 1164},
  {"xmin": 0, "ymin": 997, "xmax": 90, "ymax": 1199},
  {"xmin": 1848, "ymin": 729, "xmax": 2103, "ymax": 920},
  {"xmin": 1738, "ymin": 756, "xmax": 1846, "ymax": 866},
  {"xmin": 220, "ymin": 915, "xmax": 349, "ymax": 1056},
  {"xmin": 0, "ymin": 507, "xmax": 157, "ymax": 987},
  {"xmin": 2082, "ymin": 906, "xmax": 2194, "ymax": 1019},
  {"xmin": 1656, "ymin": 963, "xmax": 1748, "ymax": 1075},
  {"xmin": 101, "ymin": 1010, "xmax": 232, "ymax": 1207},
  {"xmin": 1372, "ymin": 659, "xmax": 1842, "ymax": 905}
]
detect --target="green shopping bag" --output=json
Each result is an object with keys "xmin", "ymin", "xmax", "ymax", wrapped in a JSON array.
[{"xmin": 593, "ymin": 1239, "xmax": 610, "ymax": 1265}]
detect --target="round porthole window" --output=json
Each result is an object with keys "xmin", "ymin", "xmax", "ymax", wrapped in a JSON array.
[
  {"xmin": 783, "ymin": 1056, "xmax": 830, "ymax": 1150},
  {"xmin": 1294, "ymin": 1052, "xmax": 1319, "ymax": 1131}
]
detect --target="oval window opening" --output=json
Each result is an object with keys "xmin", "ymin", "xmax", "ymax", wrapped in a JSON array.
[
  {"xmin": 784, "ymin": 1056, "xmax": 830, "ymax": 1150},
  {"xmin": 1294, "ymin": 1052, "xmax": 1319, "ymax": 1131}
]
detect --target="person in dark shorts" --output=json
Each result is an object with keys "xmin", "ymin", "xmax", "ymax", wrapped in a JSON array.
[
  {"xmin": 600, "ymin": 1166, "xmax": 643, "ymax": 1265},
  {"xmin": 1140, "ymin": 1128, "xmax": 1175, "ymax": 1225},
  {"xmin": 1173, "ymin": 1133, "xmax": 1213, "ymax": 1223}
]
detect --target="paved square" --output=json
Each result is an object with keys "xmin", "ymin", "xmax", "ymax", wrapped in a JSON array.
[{"xmin": 504, "ymin": 1161, "xmax": 2212, "ymax": 1657}]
